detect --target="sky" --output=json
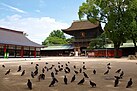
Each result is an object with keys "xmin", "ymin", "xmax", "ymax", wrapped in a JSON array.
[{"xmin": 0, "ymin": 0, "xmax": 85, "ymax": 44}]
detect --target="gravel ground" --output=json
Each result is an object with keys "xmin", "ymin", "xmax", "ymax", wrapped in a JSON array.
[{"xmin": 0, "ymin": 57, "xmax": 137, "ymax": 91}]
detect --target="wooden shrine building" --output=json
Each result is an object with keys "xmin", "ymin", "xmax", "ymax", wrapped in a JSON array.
[
  {"xmin": 0, "ymin": 27, "xmax": 43, "ymax": 58},
  {"xmin": 62, "ymin": 20, "xmax": 103, "ymax": 56}
]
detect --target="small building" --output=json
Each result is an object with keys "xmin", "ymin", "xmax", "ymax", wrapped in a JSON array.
[
  {"xmin": 0, "ymin": 27, "xmax": 43, "ymax": 58},
  {"xmin": 62, "ymin": 20, "xmax": 103, "ymax": 56},
  {"xmin": 87, "ymin": 42, "xmax": 137, "ymax": 57},
  {"xmin": 41, "ymin": 44, "xmax": 74, "ymax": 56}
]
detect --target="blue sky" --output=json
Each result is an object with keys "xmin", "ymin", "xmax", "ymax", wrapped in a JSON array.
[{"xmin": 0, "ymin": 0, "xmax": 85, "ymax": 44}]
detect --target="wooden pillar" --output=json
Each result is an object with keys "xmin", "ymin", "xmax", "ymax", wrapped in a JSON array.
[
  {"xmin": 4, "ymin": 45, "xmax": 6, "ymax": 53},
  {"xmin": 3, "ymin": 45, "xmax": 6, "ymax": 58},
  {"xmin": 34, "ymin": 47, "xmax": 36, "ymax": 58},
  {"xmin": 21, "ymin": 46, "xmax": 24, "ymax": 58},
  {"xmin": 29, "ymin": 47, "xmax": 30, "ymax": 58},
  {"xmin": 15, "ymin": 46, "xmax": 17, "ymax": 57}
]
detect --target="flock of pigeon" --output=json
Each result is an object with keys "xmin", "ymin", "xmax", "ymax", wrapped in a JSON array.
[{"xmin": 1, "ymin": 61, "xmax": 133, "ymax": 90}]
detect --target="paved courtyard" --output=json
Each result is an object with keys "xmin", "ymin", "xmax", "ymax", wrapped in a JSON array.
[{"xmin": 0, "ymin": 57, "xmax": 137, "ymax": 91}]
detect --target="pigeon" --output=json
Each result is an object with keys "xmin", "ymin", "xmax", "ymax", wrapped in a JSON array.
[
  {"xmin": 74, "ymin": 70, "xmax": 79, "ymax": 74},
  {"xmin": 27, "ymin": 79, "xmax": 32, "ymax": 90},
  {"xmin": 64, "ymin": 75, "xmax": 68, "ymax": 85},
  {"xmin": 114, "ymin": 76, "xmax": 121, "ymax": 79},
  {"xmin": 59, "ymin": 67, "xmax": 63, "ymax": 71},
  {"xmin": 5, "ymin": 69, "xmax": 10, "ymax": 75},
  {"xmin": 38, "ymin": 74, "xmax": 41, "ymax": 81},
  {"xmin": 71, "ymin": 75, "xmax": 76, "ymax": 82},
  {"xmin": 31, "ymin": 62, "xmax": 33, "ymax": 64},
  {"xmin": 17, "ymin": 65, "xmax": 21, "ymax": 72},
  {"xmin": 64, "ymin": 69, "xmax": 69, "ymax": 74},
  {"xmin": 79, "ymin": 68, "xmax": 82, "ymax": 73},
  {"xmin": 42, "ymin": 68, "xmax": 45, "ymax": 73},
  {"xmin": 49, "ymin": 79, "xmax": 56, "ymax": 87},
  {"xmin": 126, "ymin": 78, "xmax": 133, "ymax": 88},
  {"xmin": 38, "ymin": 73, "xmax": 45, "ymax": 81},
  {"xmin": 107, "ymin": 66, "xmax": 111, "ymax": 69},
  {"xmin": 115, "ymin": 69, "xmax": 121, "ymax": 73},
  {"xmin": 65, "ymin": 63, "xmax": 68, "ymax": 66},
  {"xmin": 83, "ymin": 72, "xmax": 89, "ymax": 78},
  {"xmin": 120, "ymin": 71, "xmax": 124, "ymax": 78},
  {"xmin": 49, "ymin": 77, "xmax": 58, "ymax": 87},
  {"xmin": 77, "ymin": 78, "xmax": 85, "ymax": 85},
  {"xmin": 114, "ymin": 78, "xmax": 119, "ymax": 87},
  {"xmin": 41, "ymin": 74, "xmax": 45, "ymax": 80},
  {"xmin": 104, "ymin": 69, "xmax": 109, "ymax": 75},
  {"xmin": 61, "ymin": 65, "xmax": 63, "ymax": 67},
  {"xmin": 55, "ymin": 71, "xmax": 58, "ymax": 75},
  {"xmin": 93, "ymin": 69, "xmax": 96, "ymax": 74},
  {"xmin": 58, "ymin": 65, "xmax": 61, "ymax": 69},
  {"xmin": 65, "ymin": 67, "xmax": 70, "ymax": 73},
  {"xmin": 53, "ymin": 77, "xmax": 58, "ymax": 83},
  {"xmin": 89, "ymin": 80, "xmax": 96, "ymax": 87},
  {"xmin": 83, "ymin": 65, "xmax": 86, "ymax": 70},
  {"xmin": 107, "ymin": 63, "xmax": 110, "ymax": 66},
  {"xmin": 2, "ymin": 65, "xmax": 5, "ymax": 68},
  {"xmin": 51, "ymin": 72, "xmax": 55, "ymax": 78},
  {"xmin": 34, "ymin": 69, "xmax": 38, "ymax": 76},
  {"xmin": 31, "ymin": 71, "xmax": 34, "ymax": 78},
  {"xmin": 35, "ymin": 65, "xmax": 38, "ymax": 70},
  {"xmin": 36, "ymin": 64, "xmax": 39, "ymax": 66},
  {"xmin": 21, "ymin": 70, "xmax": 25, "ymax": 76},
  {"xmin": 49, "ymin": 66, "xmax": 53, "ymax": 70},
  {"xmin": 54, "ymin": 68, "xmax": 59, "ymax": 73},
  {"xmin": 74, "ymin": 65, "xmax": 76, "ymax": 69}
]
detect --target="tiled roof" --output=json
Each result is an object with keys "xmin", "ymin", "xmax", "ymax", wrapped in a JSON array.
[
  {"xmin": 41, "ymin": 44, "xmax": 74, "ymax": 50},
  {"xmin": 105, "ymin": 43, "xmax": 136, "ymax": 48},
  {"xmin": 62, "ymin": 20, "xmax": 99, "ymax": 31},
  {"xmin": 0, "ymin": 27, "xmax": 43, "ymax": 47}
]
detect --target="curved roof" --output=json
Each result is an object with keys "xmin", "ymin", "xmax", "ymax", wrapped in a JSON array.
[
  {"xmin": 0, "ymin": 27, "xmax": 43, "ymax": 47},
  {"xmin": 41, "ymin": 44, "xmax": 74, "ymax": 50},
  {"xmin": 62, "ymin": 20, "xmax": 99, "ymax": 31}
]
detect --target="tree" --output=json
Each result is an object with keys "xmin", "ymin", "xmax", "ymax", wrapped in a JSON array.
[
  {"xmin": 49, "ymin": 30, "xmax": 66, "ymax": 39},
  {"xmin": 89, "ymin": 33, "xmax": 111, "ymax": 49},
  {"xmin": 42, "ymin": 30, "xmax": 68, "ymax": 46},
  {"xmin": 127, "ymin": 0, "xmax": 137, "ymax": 53},
  {"xmin": 78, "ymin": 0, "xmax": 135, "ymax": 57}
]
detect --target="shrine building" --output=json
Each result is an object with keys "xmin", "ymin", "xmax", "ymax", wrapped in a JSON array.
[
  {"xmin": 0, "ymin": 27, "xmax": 43, "ymax": 58},
  {"xmin": 62, "ymin": 20, "xmax": 103, "ymax": 56}
]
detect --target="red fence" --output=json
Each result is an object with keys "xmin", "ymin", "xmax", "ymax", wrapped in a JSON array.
[{"xmin": 88, "ymin": 49, "xmax": 122, "ymax": 57}]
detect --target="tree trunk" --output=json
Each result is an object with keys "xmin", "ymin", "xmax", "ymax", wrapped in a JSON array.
[
  {"xmin": 114, "ymin": 42, "xmax": 120, "ymax": 58},
  {"xmin": 133, "ymin": 38, "xmax": 137, "ymax": 54}
]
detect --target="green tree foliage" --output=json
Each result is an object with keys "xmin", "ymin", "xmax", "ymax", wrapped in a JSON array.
[
  {"xmin": 42, "ymin": 30, "xmax": 68, "ymax": 46},
  {"xmin": 89, "ymin": 33, "xmax": 111, "ymax": 49},
  {"xmin": 79, "ymin": 0, "xmax": 136, "ymax": 57},
  {"xmin": 49, "ymin": 30, "xmax": 66, "ymax": 39},
  {"xmin": 66, "ymin": 37, "xmax": 74, "ymax": 44},
  {"xmin": 127, "ymin": 0, "xmax": 137, "ymax": 52}
]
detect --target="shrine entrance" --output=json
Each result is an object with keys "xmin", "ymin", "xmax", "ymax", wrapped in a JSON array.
[
  {"xmin": 62, "ymin": 20, "xmax": 103, "ymax": 57},
  {"xmin": 80, "ymin": 47, "xmax": 87, "ymax": 56}
]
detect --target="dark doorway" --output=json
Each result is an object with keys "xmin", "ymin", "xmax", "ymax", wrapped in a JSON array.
[{"xmin": 80, "ymin": 47, "xmax": 87, "ymax": 56}]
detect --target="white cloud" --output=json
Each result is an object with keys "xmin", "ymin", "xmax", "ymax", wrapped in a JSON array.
[
  {"xmin": 0, "ymin": 14, "xmax": 69, "ymax": 44},
  {"xmin": 1, "ymin": 3, "xmax": 27, "ymax": 14},
  {"xmin": 35, "ymin": 10, "xmax": 41, "ymax": 13}
]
